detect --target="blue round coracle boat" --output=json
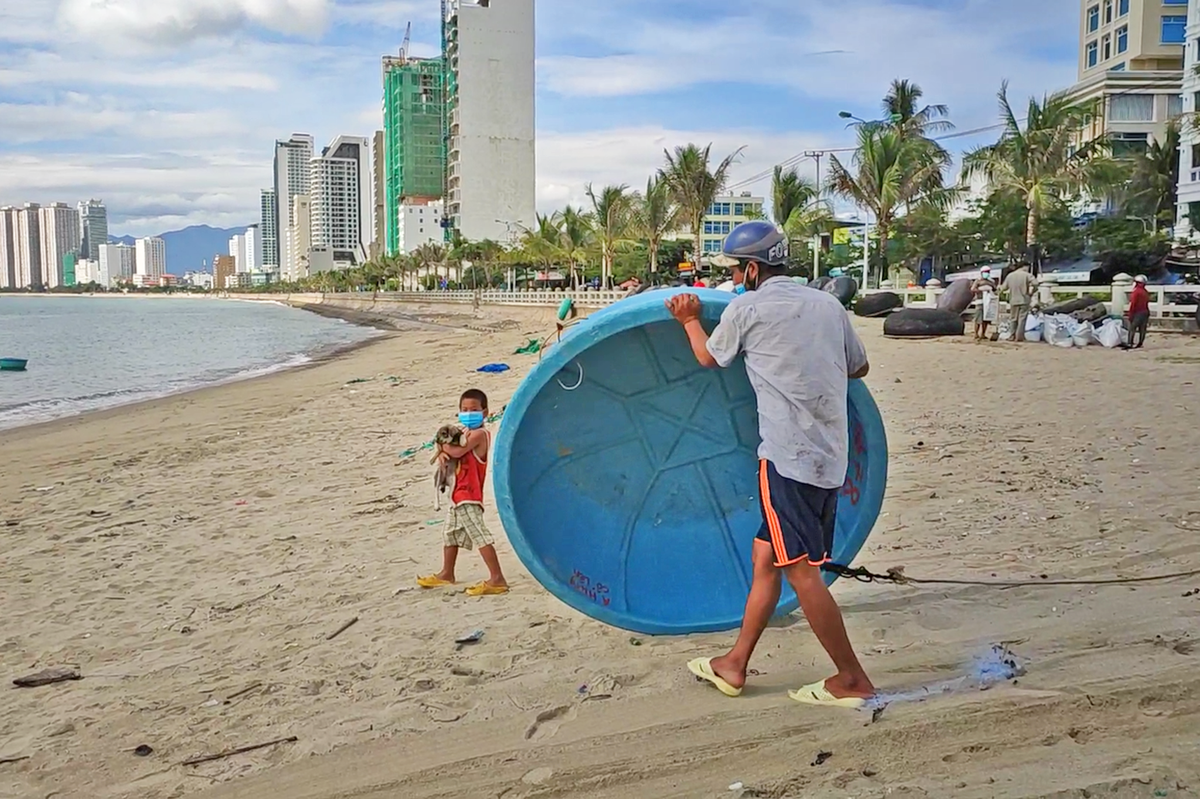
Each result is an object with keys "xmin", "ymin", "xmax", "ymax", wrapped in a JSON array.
[{"xmin": 492, "ymin": 288, "xmax": 888, "ymax": 635}]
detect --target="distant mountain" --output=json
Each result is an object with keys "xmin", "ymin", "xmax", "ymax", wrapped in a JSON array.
[{"xmin": 109, "ymin": 225, "xmax": 248, "ymax": 275}]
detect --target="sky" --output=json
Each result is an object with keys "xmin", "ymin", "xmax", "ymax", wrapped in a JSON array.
[{"xmin": 0, "ymin": 0, "xmax": 1079, "ymax": 237}]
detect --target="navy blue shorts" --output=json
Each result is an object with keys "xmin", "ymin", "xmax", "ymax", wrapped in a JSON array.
[{"xmin": 756, "ymin": 460, "xmax": 838, "ymax": 567}]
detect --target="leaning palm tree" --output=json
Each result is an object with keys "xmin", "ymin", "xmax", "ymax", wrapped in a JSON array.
[
  {"xmin": 962, "ymin": 80, "xmax": 1126, "ymax": 272},
  {"xmin": 827, "ymin": 125, "xmax": 955, "ymax": 283},
  {"xmin": 661, "ymin": 143, "xmax": 744, "ymax": 268},
  {"xmin": 585, "ymin": 183, "xmax": 633, "ymax": 288},
  {"xmin": 631, "ymin": 175, "xmax": 680, "ymax": 275},
  {"xmin": 772, "ymin": 165, "xmax": 819, "ymax": 228}
]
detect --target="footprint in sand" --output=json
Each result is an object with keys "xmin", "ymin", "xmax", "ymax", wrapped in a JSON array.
[{"xmin": 524, "ymin": 704, "xmax": 576, "ymax": 741}]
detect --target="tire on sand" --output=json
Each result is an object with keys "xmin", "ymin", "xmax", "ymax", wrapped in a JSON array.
[
  {"xmin": 1044, "ymin": 296, "xmax": 1102, "ymax": 316},
  {"xmin": 853, "ymin": 291, "xmax": 902, "ymax": 318},
  {"xmin": 936, "ymin": 279, "xmax": 974, "ymax": 314},
  {"xmin": 824, "ymin": 276, "xmax": 859, "ymax": 307},
  {"xmin": 883, "ymin": 308, "xmax": 965, "ymax": 338},
  {"xmin": 809, "ymin": 276, "xmax": 832, "ymax": 292}
]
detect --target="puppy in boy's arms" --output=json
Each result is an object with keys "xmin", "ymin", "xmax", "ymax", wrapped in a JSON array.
[{"xmin": 431, "ymin": 424, "xmax": 466, "ymax": 511}]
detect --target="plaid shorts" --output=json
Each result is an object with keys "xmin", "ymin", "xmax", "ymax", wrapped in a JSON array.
[{"xmin": 443, "ymin": 503, "xmax": 494, "ymax": 550}]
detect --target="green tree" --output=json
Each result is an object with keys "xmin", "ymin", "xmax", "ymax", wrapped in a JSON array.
[
  {"xmin": 556, "ymin": 205, "xmax": 594, "ymax": 287},
  {"xmin": 661, "ymin": 143, "xmax": 744, "ymax": 269},
  {"xmin": 631, "ymin": 175, "xmax": 680, "ymax": 275},
  {"xmin": 826, "ymin": 125, "xmax": 954, "ymax": 284},
  {"xmin": 771, "ymin": 165, "xmax": 818, "ymax": 228},
  {"xmin": 962, "ymin": 80, "xmax": 1125, "ymax": 273},
  {"xmin": 1122, "ymin": 120, "xmax": 1180, "ymax": 232},
  {"xmin": 586, "ymin": 183, "xmax": 634, "ymax": 288}
]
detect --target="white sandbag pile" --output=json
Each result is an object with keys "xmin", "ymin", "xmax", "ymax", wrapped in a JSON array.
[{"xmin": 1035, "ymin": 312, "xmax": 1127, "ymax": 349}]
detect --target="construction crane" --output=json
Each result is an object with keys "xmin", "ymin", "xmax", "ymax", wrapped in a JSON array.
[{"xmin": 399, "ymin": 21, "xmax": 411, "ymax": 62}]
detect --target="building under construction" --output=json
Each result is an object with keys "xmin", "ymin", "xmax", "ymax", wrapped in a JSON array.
[{"xmin": 382, "ymin": 31, "xmax": 446, "ymax": 256}]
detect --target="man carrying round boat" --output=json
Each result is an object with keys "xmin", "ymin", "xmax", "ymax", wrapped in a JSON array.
[{"xmin": 664, "ymin": 220, "xmax": 875, "ymax": 708}]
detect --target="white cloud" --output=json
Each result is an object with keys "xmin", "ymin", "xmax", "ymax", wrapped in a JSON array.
[
  {"xmin": 335, "ymin": 0, "xmax": 437, "ymax": 28},
  {"xmin": 539, "ymin": 0, "xmax": 1077, "ymax": 129},
  {"xmin": 57, "ymin": 0, "xmax": 331, "ymax": 46},
  {"xmin": 536, "ymin": 126, "xmax": 841, "ymax": 213}
]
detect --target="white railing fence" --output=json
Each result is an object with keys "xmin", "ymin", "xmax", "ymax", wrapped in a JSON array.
[{"xmin": 278, "ymin": 276, "xmax": 1197, "ymax": 324}]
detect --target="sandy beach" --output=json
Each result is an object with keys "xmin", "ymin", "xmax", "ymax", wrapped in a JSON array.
[{"xmin": 2, "ymin": 301, "xmax": 1199, "ymax": 799}]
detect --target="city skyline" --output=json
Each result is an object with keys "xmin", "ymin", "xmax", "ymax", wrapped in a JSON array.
[{"xmin": 0, "ymin": 1, "xmax": 1080, "ymax": 238}]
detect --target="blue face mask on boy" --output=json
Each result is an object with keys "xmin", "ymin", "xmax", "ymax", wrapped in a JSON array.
[{"xmin": 458, "ymin": 410, "xmax": 485, "ymax": 430}]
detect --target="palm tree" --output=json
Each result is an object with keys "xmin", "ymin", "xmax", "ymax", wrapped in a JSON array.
[
  {"xmin": 586, "ymin": 183, "xmax": 633, "ymax": 288},
  {"xmin": 772, "ymin": 165, "xmax": 819, "ymax": 228},
  {"xmin": 1125, "ymin": 120, "xmax": 1180, "ymax": 231},
  {"xmin": 631, "ymin": 176, "xmax": 680, "ymax": 275},
  {"xmin": 556, "ymin": 205, "xmax": 593, "ymax": 287},
  {"xmin": 962, "ymin": 81, "xmax": 1125, "ymax": 272},
  {"xmin": 661, "ymin": 143, "xmax": 744, "ymax": 269},
  {"xmin": 883, "ymin": 79, "xmax": 954, "ymax": 139},
  {"xmin": 827, "ymin": 125, "xmax": 955, "ymax": 283},
  {"xmin": 411, "ymin": 241, "xmax": 446, "ymax": 288}
]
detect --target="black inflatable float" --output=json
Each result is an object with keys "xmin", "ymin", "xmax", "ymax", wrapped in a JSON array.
[
  {"xmin": 823, "ymin": 276, "xmax": 858, "ymax": 307},
  {"xmin": 883, "ymin": 308, "xmax": 966, "ymax": 338},
  {"xmin": 1070, "ymin": 302, "xmax": 1109, "ymax": 324},
  {"xmin": 853, "ymin": 292, "xmax": 902, "ymax": 318},
  {"xmin": 1043, "ymin": 296, "xmax": 1102, "ymax": 316},
  {"xmin": 936, "ymin": 279, "xmax": 974, "ymax": 314}
]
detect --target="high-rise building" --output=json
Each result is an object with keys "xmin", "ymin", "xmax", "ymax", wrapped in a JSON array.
[
  {"xmin": 371, "ymin": 130, "xmax": 386, "ymax": 260},
  {"xmin": 135, "ymin": 236, "xmax": 166, "ymax": 278},
  {"xmin": 213, "ymin": 254, "xmax": 236, "ymax": 291},
  {"xmin": 289, "ymin": 194, "xmax": 313, "ymax": 278},
  {"xmin": 98, "ymin": 243, "xmax": 135, "ymax": 286},
  {"xmin": 443, "ymin": 0, "xmax": 535, "ymax": 243},
  {"xmin": 1065, "ymin": 0, "xmax": 1184, "ymax": 154},
  {"xmin": 78, "ymin": 199, "xmax": 108, "ymax": 261},
  {"xmin": 243, "ymin": 224, "xmax": 262, "ymax": 273},
  {"xmin": 0, "ymin": 207, "xmax": 16, "ymax": 289},
  {"xmin": 311, "ymin": 135, "xmax": 373, "ymax": 266},
  {"xmin": 260, "ymin": 189, "xmax": 278, "ymax": 270},
  {"xmin": 1175, "ymin": 0, "xmax": 1200, "ymax": 235},
  {"xmin": 38, "ymin": 202, "xmax": 82, "ymax": 289},
  {"xmin": 229, "ymin": 233, "xmax": 246, "ymax": 272},
  {"xmin": 15, "ymin": 204, "xmax": 42, "ymax": 288},
  {"xmin": 383, "ymin": 52, "xmax": 446, "ymax": 255},
  {"xmin": 274, "ymin": 134, "xmax": 314, "ymax": 280}
]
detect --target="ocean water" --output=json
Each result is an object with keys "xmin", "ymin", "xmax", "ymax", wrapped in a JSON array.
[{"xmin": 0, "ymin": 296, "xmax": 378, "ymax": 430}]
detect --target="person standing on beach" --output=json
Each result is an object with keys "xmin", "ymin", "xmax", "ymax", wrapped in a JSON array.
[
  {"xmin": 417, "ymin": 389, "xmax": 509, "ymax": 596},
  {"xmin": 1127, "ymin": 275, "xmax": 1151, "ymax": 349},
  {"xmin": 1001, "ymin": 263, "xmax": 1036, "ymax": 342},
  {"xmin": 664, "ymin": 220, "xmax": 875, "ymax": 709},
  {"xmin": 971, "ymin": 267, "xmax": 998, "ymax": 341}
]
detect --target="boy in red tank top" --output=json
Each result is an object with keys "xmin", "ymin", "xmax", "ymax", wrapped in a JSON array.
[{"xmin": 417, "ymin": 389, "xmax": 509, "ymax": 596}]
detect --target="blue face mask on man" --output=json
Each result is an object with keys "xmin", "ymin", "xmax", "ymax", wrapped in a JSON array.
[
  {"xmin": 458, "ymin": 410, "xmax": 485, "ymax": 430},
  {"xmin": 733, "ymin": 284, "xmax": 746, "ymax": 295}
]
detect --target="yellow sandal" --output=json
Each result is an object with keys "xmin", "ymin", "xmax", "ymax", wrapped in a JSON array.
[
  {"xmin": 417, "ymin": 575, "xmax": 455, "ymax": 588},
  {"xmin": 465, "ymin": 581, "xmax": 509, "ymax": 596}
]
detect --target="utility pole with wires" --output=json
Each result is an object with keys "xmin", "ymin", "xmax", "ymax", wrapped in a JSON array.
[{"xmin": 804, "ymin": 149, "xmax": 834, "ymax": 279}]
